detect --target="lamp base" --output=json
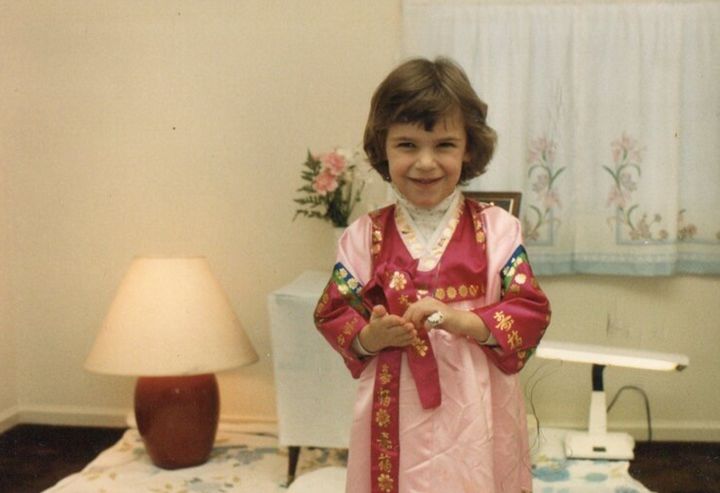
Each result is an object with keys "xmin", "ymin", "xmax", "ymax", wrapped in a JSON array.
[
  {"xmin": 564, "ymin": 431, "xmax": 635, "ymax": 460},
  {"xmin": 134, "ymin": 374, "xmax": 220, "ymax": 469}
]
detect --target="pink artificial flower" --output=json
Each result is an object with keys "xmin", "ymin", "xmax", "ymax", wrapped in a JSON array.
[
  {"xmin": 319, "ymin": 150, "xmax": 347, "ymax": 176},
  {"xmin": 312, "ymin": 169, "xmax": 339, "ymax": 196}
]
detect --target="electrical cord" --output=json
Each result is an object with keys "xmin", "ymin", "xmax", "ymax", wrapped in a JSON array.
[
  {"xmin": 606, "ymin": 385, "xmax": 653, "ymax": 442},
  {"xmin": 525, "ymin": 360, "xmax": 563, "ymax": 449}
]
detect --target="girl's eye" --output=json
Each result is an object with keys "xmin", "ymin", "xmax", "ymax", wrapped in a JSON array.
[
  {"xmin": 398, "ymin": 142, "xmax": 415, "ymax": 149},
  {"xmin": 438, "ymin": 142, "xmax": 456, "ymax": 148}
]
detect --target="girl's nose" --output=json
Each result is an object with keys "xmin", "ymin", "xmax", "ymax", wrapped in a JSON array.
[{"xmin": 416, "ymin": 149, "xmax": 435, "ymax": 169}]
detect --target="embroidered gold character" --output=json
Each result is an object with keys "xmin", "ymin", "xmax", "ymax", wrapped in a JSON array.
[{"xmin": 493, "ymin": 311, "xmax": 514, "ymax": 331}]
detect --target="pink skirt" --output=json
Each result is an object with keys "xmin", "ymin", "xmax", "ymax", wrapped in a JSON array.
[{"xmin": 345, "ymin": 330, "xmax": 533, "ymax": 493}]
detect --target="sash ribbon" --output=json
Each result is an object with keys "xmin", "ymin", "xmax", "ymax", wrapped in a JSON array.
[{"xmin": 361, "ymin": 262, "xmax": 442, "ymax": 493}]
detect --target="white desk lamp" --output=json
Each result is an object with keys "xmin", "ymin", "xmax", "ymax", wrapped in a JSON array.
[{"xmin": 535, "ymin": 340, "xmax": 688, "ymax": 460}]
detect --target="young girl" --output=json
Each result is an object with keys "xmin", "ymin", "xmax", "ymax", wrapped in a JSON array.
[{"xmin": 314, "ymin": 57, "xmax": 550, "ymax": 493}]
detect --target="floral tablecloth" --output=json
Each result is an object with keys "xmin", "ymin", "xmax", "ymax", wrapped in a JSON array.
[{"xmin": 44, "ymin": 425, "xmax": 653, "ymax": 492}]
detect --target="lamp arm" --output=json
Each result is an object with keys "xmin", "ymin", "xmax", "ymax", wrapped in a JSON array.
[
  {"xmin": 589, "ymin": 364, "xmax": 607, "ymax": 435},
  {"xmin": 592, "ymin": 364, "xmax": 605, "ymax": 391}
]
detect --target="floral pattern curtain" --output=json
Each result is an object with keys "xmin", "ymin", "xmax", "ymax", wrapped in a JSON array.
[{"xmin": 402, "ymin": 0, "xmax": 720, "ymax": 275}]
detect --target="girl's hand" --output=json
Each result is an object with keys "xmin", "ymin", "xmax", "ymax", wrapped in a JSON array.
[
  {"xmin": 403, "ymin": 297, "xmax": 491, "ymax": 342},
  {"xmin": 357, "ymin": 305, "xmax": 417, "ymax": 353}
]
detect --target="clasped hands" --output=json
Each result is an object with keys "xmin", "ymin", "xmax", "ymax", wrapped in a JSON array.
[{"xmin": 357, "ymin": 298, "xmax": 490, "ymax": 354}]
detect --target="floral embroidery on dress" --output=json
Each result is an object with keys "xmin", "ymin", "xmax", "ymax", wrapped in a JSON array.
[
  {"xmin": 329, "ymin": 262, "xmax": 368, "ymax": 317},
  {"xmin": 388, "ymin": 271, "xmax": 407, "ymax": 291}
]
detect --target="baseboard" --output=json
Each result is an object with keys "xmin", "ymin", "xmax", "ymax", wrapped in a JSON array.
[
  {"xmin": 16, "ymin": 405, "xmax": 130, "ymax": 428},
  {"xmin": 0, "ymin": 406, "xmax": 20, "ymax": 434},
  {"xmin": 7, "ymin": 405, "xmax": 279, "ymax": 431},
  {"xmin": 6, "ymin": 406, "xmax": 718, "ymax": 442},
  {"xmin": 536, "ymin": 417, "xmax": 720, "ymax": 442}
]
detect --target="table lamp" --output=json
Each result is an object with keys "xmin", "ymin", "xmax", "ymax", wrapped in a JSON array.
[
  {"xmin": 85, "ymin": 256, "xmax": 259, "ymax": 469},
  {"xmin": 535, "ymin": 340, "xmax": 688, "ymax": 460}
]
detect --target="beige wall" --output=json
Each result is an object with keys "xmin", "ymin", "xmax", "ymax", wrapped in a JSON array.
[
  {"xmin": 1, "ymin": 0, "xmax": 718, "ymax": 439},
  {"xmin": 0, "ymin": 174, "xmax": 17, "ymax": 429}
]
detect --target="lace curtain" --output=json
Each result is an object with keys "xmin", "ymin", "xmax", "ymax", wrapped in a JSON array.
[{"xmin": 402, "ymin": 0, "xmax": 720, "ymax": 275}]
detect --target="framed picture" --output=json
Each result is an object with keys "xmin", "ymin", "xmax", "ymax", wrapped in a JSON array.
[{"xmin": 464, "ymin": 191, "xmax": 522, "ymax": 218}]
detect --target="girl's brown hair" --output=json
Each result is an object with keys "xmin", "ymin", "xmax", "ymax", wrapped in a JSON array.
[{"xmin": 363, "ymin": 57, "xmax": 497, "ymax": 183}]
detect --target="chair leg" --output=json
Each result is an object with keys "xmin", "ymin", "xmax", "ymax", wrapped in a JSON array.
[{"xmin": 287, "ymin": 446, "xmax": 301, "ymax": 485}]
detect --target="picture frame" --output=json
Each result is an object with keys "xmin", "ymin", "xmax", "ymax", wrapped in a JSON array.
[{"xmin": 464, "ymin": 191, "xmax": 522, "ymax": 218}]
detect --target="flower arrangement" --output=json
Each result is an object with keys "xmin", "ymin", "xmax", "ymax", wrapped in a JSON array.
[{"xmin": 293, "ymin": 147, "xmax": 366, "ymax": 228}]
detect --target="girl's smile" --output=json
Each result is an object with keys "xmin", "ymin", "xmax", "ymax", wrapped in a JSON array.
[{"xmin": 385, "ymin": 109, "xmax": 469, "ymax": 209}]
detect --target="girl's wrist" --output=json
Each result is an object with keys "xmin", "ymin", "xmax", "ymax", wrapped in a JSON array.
[
  {"xmin": 453, "ymin": 310, "xmax": 490, "ymax": 343},
  {"xmin": 357, "ymin": 325, "xmax": 380, "ymax": 353}
]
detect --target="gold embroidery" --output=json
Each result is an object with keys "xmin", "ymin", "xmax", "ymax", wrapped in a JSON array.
[
  {"xmin": 379, "ymin": 364, "xmax": 392, "ymax": 385},
  {"xmin": 378, "ymin": 388, "xmax": 391, "ymax": 407},
  {"xmin": 342, "ymin": 321, "xmax": 354, "ymax": 335},
  {"xmin": 412, "ymin": 337, "xmax": 428, "ymax": 357},
  {"xmin": 337, "ymin": 283, "xmax": 349, "ymax": 296},
  {"xmin": 377, "ymin": 431, "xmax": 392, "ymax": 451},
  {"xmin": 507, "ymin": 330, "xmax": 523, "ymax": 350},
  {"xmin": 375, "ymin": 408, "xmax": 390, "ymax": 427},
  {"xmin": 337, "ymin": 334, "xmax": 346, "ymax": 346},
  {"xmin": 371, "ymin": 224, "xmax": 383, "ymax": 256},
  {"xmin": 347, "ymin": 277, "xmax": 359, "ymax": 290},
  {"xmin": 494, "ymin": 311, "xmax": 514, "ymax": 331},
  {"xmin": 378, "ymin": 453, "xmax": 392, "ymax": 473},
  {"xmin": 338, "ymin": 267, "xmax": 348, "ymax": 277},
  {"xmin": 378, "ymin": 473, "xmax": 394, "ymax": 492},
  {"xmin": 314, "ymin": 292, "xmax": 329, "ymax": 320},
  {"xmin": 398, "ymin": 294, "xmax": 410, "ymax": 307},
  {"xmin": 470, "ymin": 203, "xmax": 486, "ymax": 244},
  {"xmin": 432, "ymin": 284, "xmax": 483, "ymax": 301},
  {"xmin": 515, "ymin": 273, "xmax": 527, "ymax": 285},
  {"xmin": 509, "ymin": 284, "xmax": 521, "ymax": 294},
  {"xmin": 388, "ymin": 271, "xmax": 407, "ymax": 291}
]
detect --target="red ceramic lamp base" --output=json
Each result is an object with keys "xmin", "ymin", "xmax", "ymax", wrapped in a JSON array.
[{"xmin": 134, "ymin": 374, "xmax": 220, "ymax": 469}]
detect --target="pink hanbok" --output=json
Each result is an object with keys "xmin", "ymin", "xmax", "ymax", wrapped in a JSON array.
[{"xmin": 315, "ymin": 194, "xmax": 551, "ymax": 493}]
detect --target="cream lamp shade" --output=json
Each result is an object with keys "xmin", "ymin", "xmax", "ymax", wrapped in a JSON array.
[
  {"xmin": 85, "ymin": 256, "xmax": 258, "ymax": 376},
  {"xmin": 85, "ymin": 256, "xmax": 259, "ymax": 469}
]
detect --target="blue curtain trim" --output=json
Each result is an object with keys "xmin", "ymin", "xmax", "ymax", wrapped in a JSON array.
[{"xmin": 529, "ymin": 254, "xmax": 720, "ymax": 276}]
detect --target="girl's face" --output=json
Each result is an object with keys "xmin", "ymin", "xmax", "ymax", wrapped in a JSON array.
[{"xmin": 385, "ymin": 109, "xmax": 469, "ymax": 209}]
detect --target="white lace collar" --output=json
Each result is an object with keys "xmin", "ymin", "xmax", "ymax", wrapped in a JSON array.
[{"xmin": 393, "ymin": 188, "xmax": 463, "ymax": 271}]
